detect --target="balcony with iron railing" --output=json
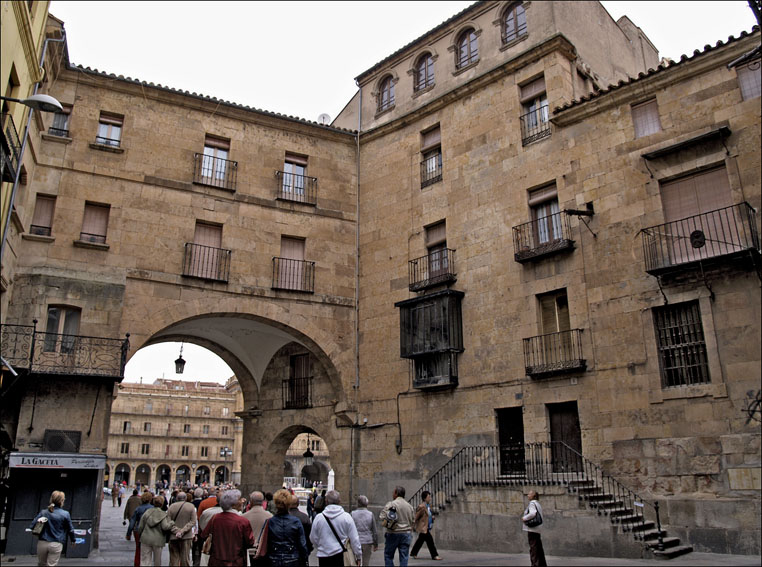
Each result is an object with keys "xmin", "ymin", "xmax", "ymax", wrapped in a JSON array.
[
  {"xmin": 420, "ymin": 154, "xmax": 442, "ymax": 188},
  {"xmin": 272, "ymin": 257, "xmax": 315, "ymax": 293},
  {"xmin": 276, "ymin": 171, "xmax": 317, "ymax": 205},
  {"xmin": 29, "ymin": 224, "xmax": 52, "ymax": 237},
  {"xmin": 513, "ymin": 212, "xmax": 574, "ymax": 262},
  {"xmin": 519, "ymin": 104, "xmax": 551, "ymax": 146},
  {"xmin": 193, "ymin": 153, "xmax": 238, "ymax": 191},
  {"xmin": 0, "ymin": 322, "xmax": 130, "ymax": 379},
  {"xmin": 2, "ymin": 112, "xmax": 22, "ymax": 182},
  {"xmin": 79, "ymin": 231, "xmax": 106, "ymax": 244},
  {"xmin": 48, "ymin": 126, "xmax": 69, "ymax": 138},
  {"xmin": 282, "ymin": 376, "xmax": 312, "ymax": 409},
  {"xmin": 523, "ymin": 329, "xmax": 586, "ymax": 378},
  {"xmin": 408, "ymin": 248, "xmax": 456, "ymax": 291},
  {"xmin": 182, "ymin": 243, "xmax": 231, "ymax": 282},
  {"xmin": 94, "ymin": 135, "xmax": 121, "ymax": 147},
  {"xmin": 641, "ymin": 202, "xmax": 760, "ymax": 275}
]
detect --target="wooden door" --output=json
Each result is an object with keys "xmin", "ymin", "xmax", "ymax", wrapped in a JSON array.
[
  {"xmin": 497, "ymin": 407, "xmax": 525, "ymax": 474},
  {"xmin": 548, "ymin": 401, "xmax": 582, "ymax": 472}
]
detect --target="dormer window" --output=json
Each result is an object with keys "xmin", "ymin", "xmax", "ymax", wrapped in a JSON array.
[
  {"xmin": 378, "ymin": 76, "xmax": 395, "ymax": 113},
  {"xmin": 456, "ymin": 29, "xmax": 479, "ymax": 69},
  {"xmin": 414, "ymin": 53, "xmax": 435, "ymax": 92},
  {"xmin": 502, "ymin": 3, "xmax": 527, "ymax": 44}
]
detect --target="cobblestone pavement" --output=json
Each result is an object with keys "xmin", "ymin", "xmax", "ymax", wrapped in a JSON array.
[{"xmin": 2, "ymin": 498, "xmax": 760, "ymax": 566}]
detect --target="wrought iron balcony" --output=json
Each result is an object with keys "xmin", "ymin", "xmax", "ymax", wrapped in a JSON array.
[
  {"xmin": 94, "ymin": 135, "xmax": 120, "ymax": 147},
  {"xmin": 513, "ymin": 212, "xmax": 574, "ymax": 262},
  {"xmin": 0, "ymin": 322, "xmax": 130, "ymax": 378},
  {"xmin": 29, "ymin": 224, "xmax": 52, "ymax": 236},
  {"xmin": 282, "ymin": 376, "xmax": 312, "ymax": 409},
  {"xmin": 182, "ymin": 242, "xmax": 231, "ymax": 282},
  {"xmin": 523, "ymin": 329, "xmax": 586, "ymax": 378},
  {"xmin": 2, "ymin": 113, "xmax": 22, "ymax": 183},
  {"xmin": 193, "ymin": 152, "xmax": 238, "ymax": 190},
  {"xmin": 272, "ymin": 257, "xmax": 315, "ymax": 293},
  {"xmin": 641, "ymin": 202, "xmax": 760, "ymax": 275},
  {"xmin": 420, "ymin": 153, "xmax": 442, "ymax": 188},
  {"xmin": 519, "ymin": 105, "xmax": 551, "ymax": 145},
  {"xmin": 79, "ymin": 231, "xmax": 106, "ymax": 244},
  {"xmin": 276, "ymin": 170, "xmax": 317, "ymax": 205},
  {"xmin": 408, "ymin": 248, "xmax": 456, "ymax": 291},
  {"xmin": 48, "ymin": 126, "xmax": 69, "ymax": 137}
]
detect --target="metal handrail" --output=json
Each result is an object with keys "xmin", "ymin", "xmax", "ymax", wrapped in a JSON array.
[
  {"xmin": 513, "ymin": 212, "xmax": 573, "ymax": 262},
  {"xmin": 193, "ymin": 153, "xmax": 238, "ymax": 190},
  {"xmin": 272, "ymin": 257, "xmax": 315, "ymax": 293},
  {"xmin": 48, "ymin": 127, "xmax": 69, "ymax": 137},
  {"xmin": 408, "ymin": 248, "xmax": 456, "ymax": 291},
  {"xmin": 519, "ymin": 105, "xmax": 551, "ymax": 145},
  {"xmin": 276, "ymin": 170, "xmax": 318, "ymax": 205},
  {"xmin": 522, "ymin": 329, "xmax": 586, "ymax": 377},
  {"xmin": 182, "ymin": 242, "xmax": 231, "ymax": 282},
  {"xmin": 94, "ymin": 135, "xmax": 121, "ymax": 147}
]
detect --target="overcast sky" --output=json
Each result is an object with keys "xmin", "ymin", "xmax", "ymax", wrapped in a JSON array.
[{"xmin": 51, "ymin": 1, "xmax": 755, "ymax": 384}]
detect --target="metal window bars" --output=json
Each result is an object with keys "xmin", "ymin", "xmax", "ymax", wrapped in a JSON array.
[
  {"xmin": 282, "ymin": 376, "xmax": 313, "ymax": 409},
  {"xmin": 420, "ymin": 153, "xmax": 443, "ymax": 188}
]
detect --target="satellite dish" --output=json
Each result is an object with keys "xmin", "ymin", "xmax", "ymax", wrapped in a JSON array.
[{"xmin": 318, "ymin": 113, "xmax": 331, "ymax": 125}]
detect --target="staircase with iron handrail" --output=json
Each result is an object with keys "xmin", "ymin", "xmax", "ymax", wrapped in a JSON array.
[{"xmin": 407, "ymin": 442, "xmax": 692, "ymax": 560}]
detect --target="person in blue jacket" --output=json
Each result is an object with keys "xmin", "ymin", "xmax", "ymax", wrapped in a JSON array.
[{"xmin": 29, "ymin": 490, "xmax": 76, "ymax": 566}]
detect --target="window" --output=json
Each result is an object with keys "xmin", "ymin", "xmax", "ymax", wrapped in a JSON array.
[
  {"xmin": 200, "ymin": 135, "xmax": 230, "ymax": 185},
  {"xmin": 43, "ymin": 306, "xmax": 80, "ymax": 353},
  {"xmin": 285, "ymin": 354, "xmax": 311, "ymax": 409},
  {"xmin": 420, "ymin": 126, "xmax": 442, "ymax": 188},
  {"xmin": 120, "ymin": 442, "xmax": 129, "ymax": 454},
  {"xmin": 631, "ymin": 99, "xmax": 661, "ymax": 138},
  {"xmin": 122, "ymin": 421, "xmax": 131, "ymax": 434},
  {"xmin": 539, "ymin": 290, "xmax": 570, "ymax": 335},
  {"xmin": 80, "ymin": 202, "xmax": 109, "ymax": 244},
  {"xmin": 203, "ymin": 406, "xmax": 211, "ymax": 415},
  {"xmin": 202, "ymin": 424, "xmax": 210, "ymax": 435},
  {"xmin": 378, "ymin": 75, "xmax": 395, "ymax": 112},
  {"xmin": 312, "ymin": 440, "xmax": 320, "ymax": 451},
  {"xmin": 529, "ymin": 184, "xmax": 562, "ymax": 245},
  {"xmin": 221, "ymin": 426, "xmax": 229, "ymax": 436},
  {"xmin": 222, "ymin": 407, "xmax": 229, "ymax": 417},
  {"xmin": 145, "ymin": 401, "xmax": 153, "ymax": 412},
  {"xmin": 503, "ymin": 3, "xmax": 527, "ymax": 44},
  {"xmin": 49, "ymin": 105, "xmax": 71, "ymax": 137},
  {"xmin": 187, "ymin": 221, "xmax": 225, "ymax": 280},
  {"xmin": 737, "ymin": 58, "xmax": 761, "ymax": 100},
  {"xmin": 414, "ymin": 53, "xmax": 435, "ymax": 92},
  {"xmin": 519, "ymin": 76, "xmax": 549, "ymax": 145},
  {"xmin": 184, "ymin": 405, "xmax": 189, "ymax": 415},
  {"xmin": 165, "ymin": 445, "xmax": 171, "ymax": 457},
  {"xmin": 96, "ymin": 112, "xmax": 122, "ymax": 146},
  {"xmin": 181, "ymin": 445, "xmax": 190, "ymax": 457},
  {"xmin": 653, "ymin": 301, "xmax": 710, "ymax": 388},
  {"xmin": 281, "ymin": 152, "xmax": 309, "ymax": 202},
  {"xmin": 276, "ymin": 236, "xmax": 309, "ymax": 290},
  {"xmin": 183, "ymin": 424, "xmax": 191, "ymax": 434},
  {"xmin": 140, "ymin": 443, "xmax": 150, "ymax": 455},
  {"xmin": 143, "ymin": 422, "xmax": 151, "ymax": 433},
  {"xmin": 201, "ymin": 447, "xmax": 209, "ymax": 457},
  {"xmin": 456, "ymin": 29, "xmax": 478, "ymax": 69},
  {"xmin": 425, "ymin": 221, "xmax": 450, "ymax": 282}
]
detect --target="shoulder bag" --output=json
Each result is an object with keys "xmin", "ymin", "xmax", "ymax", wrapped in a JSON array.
[
  {"xmin": 32, "ymin": 513, "xmax": 49, "ymax": 537},
  {"xmin": 324, "ymin": 515, "xmax": 356, "ymax": 567},
  {"xmin": 524, "ymin": 502, "xmax": 543, "ymax": 528}
]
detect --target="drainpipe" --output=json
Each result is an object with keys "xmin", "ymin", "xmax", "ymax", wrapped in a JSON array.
[
  {"xmin": 349, "ymin": 81, "xmax": 362, "ymax": 509},
  {"xmin": 0, "ymin": 32, "xmax": 67, "ymax": 263}
]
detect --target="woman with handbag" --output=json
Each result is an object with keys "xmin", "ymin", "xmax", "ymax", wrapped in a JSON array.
[
  {"xmin": 28, "ymin": 491, "xmax": 75, "ymax": 566},
  {"xmin": 137, "ymin": 495, "xmax": 182, "ymax": 566},
  {"xmin": 266, "ymin": 489, "xmax": 308, "ymax": 567},
  {"xmin": 522, "ymin": 491, "xmax": 547, "ymax": 567},
  {"xmin": 410, "ymin": 491, "xmax": 442, "ymax": 561}
]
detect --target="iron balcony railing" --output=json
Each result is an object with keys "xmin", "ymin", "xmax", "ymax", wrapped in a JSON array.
[
  {"xmin": 79, "ymin": 231, "xmax": 106, "ymax": 244},
  {"xmin": 276, "ymin": 171, "xmax": 317, "ymax": 205},
  {"xmin": 420, "ymin": 153, "xmax": 442, "ymax": 188},
  {"xmin": 513, "ymin": 212, "xmax": 574, "ymax": 262},
  {"xmin": 48, "ymin": 126, "xmax": 69, "ymax": 137},
  {"xmin": 523, "ymin": 329, "xmax": 586, "ymax": 377},
  {"xmin": 182, "ymin": 242, "xmax": 231, "ymax": 282},
  {"xmin": 94, "ymin": 135, "xmax": 121, "ymax": 147},
  {"xmin": 641, "ymin": 202, "xmax": 760, "ymax": 275},
  {"xmin": 520, "ymin": 105, "xmax": 551, "ymax": 145},
  {"xmin": 272, "ymin": 257, "xmax": 315, "ymax": 293},
  {"xmin": 29, "ymin": 224, "xmax": 52, "ymax": 236},
  {"xmin": 408, "ymin": 248, "xmax": 456, "ymax": 291},
  {"xmin": 408, "ymin": 442, "xmax": 663, "ymax": 548},
  {"xmin": 282, "ymin": 376, "xmax": 312, "ymax": 409},
  {"xmin": 2, "ymin": 112, "xmax": 22, "ymax": 182},
  {"xmin": 0, "ymin": 322, "xmax": 130, "ymax": 378},
  {"xmin": 193, "ymin": 152, "xmax": 238, "ymax": 190}
]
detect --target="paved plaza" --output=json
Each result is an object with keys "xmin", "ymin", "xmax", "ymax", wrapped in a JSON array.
[{"xmin": 2, "ymin": 497, "xmax": 760, "ymax": 566}]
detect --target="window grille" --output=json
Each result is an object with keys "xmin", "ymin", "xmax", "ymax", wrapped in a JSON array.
[{"xmin": 653, "ymin": 301, "xmax": 710, "ymax": 388}]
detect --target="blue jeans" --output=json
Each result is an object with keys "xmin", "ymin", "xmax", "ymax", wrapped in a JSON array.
[{"xmin": 384, "ymin": 531, "xmax": 411, "ymax": 566}]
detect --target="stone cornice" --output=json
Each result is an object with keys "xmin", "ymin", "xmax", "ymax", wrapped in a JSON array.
[{"xmin": 13, "ymin": 1, "xmax": 44, "ymax": 84}]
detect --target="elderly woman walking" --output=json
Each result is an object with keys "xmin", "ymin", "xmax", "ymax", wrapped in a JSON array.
[
  {"xmin": 351, "ymin": 495, "xmax": 378, "ymax": 567},
  {"xmin": 137, "ymin": 495, "xmax": 182, "ymax": 566},
  {"xmin": 29, "ymin": 491, "xmax": 76, "ymax": 566},
  {"xmin": 201, "ymin": 489, "xmax": 255, "ymax": 566}
]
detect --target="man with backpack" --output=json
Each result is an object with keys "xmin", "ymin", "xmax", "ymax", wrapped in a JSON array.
[{"xmin": 379, "ymin": 486, "xmax": 415, "ymax": 566}]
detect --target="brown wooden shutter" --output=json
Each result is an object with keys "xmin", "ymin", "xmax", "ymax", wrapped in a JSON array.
[
  {"xmin": 422, "ymin": 126, "xmax": 441, "ymax": 151},
  {"xmin": 194, "ymin": 222, "xmax": 222, "ymax": 247},
  {"xmin": 204, "ymin": 135, "xmax": 230, "ymax": 150},
  {"xmin": 281, "ymin": 237, "xmax": 305, "ymax": 260},
  {"xmin": 81, "ymin": 203, "xmax": 109, "ymax": 238},
  {"xmin": 285, "ymin": 152, "xmax": 308, "ymax": 166},
  {"xmin": 425, "ymin": 221, "xmax": 446, "ymax": 246},
  {"xmin": 660, "ymin": 167, "xmax": 731, "ymax": 222},
  {"xmin": 632, "ymin": 99, "xmax": 661, "ymax": 138},
  {"xmin": 527, "ymin": 184, "xmax": 557, "ymax": 206},
  {"xmin": 32, "ymin": 195, "xmax": 55, "ymax": 229},
  {"xmin": 520, "ymin": 76, "xmax": 546, "ymax": 103}
]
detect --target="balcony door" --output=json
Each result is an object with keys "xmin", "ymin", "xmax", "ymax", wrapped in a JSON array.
[
  {"xmin": 659, "ymin": 167, "xmax": 733, "ymax": 264},
  {"xmin": 539, "ymin": 290, "xmax": 571, "ymax": 365},
  {"xmin": 529, "ymin": 184, "xmax": 562, "ymax": 246},
  {"xmin": 425, "ymin": 221, "xmax": 448, "ymax": 280},
  {"xmin": 279, "ymin": 237, "xmax": 305, "ymax": 290},
  {"xmin": 192, "ymin": 223, "xmax": 222, "ymax": 279},
  {"xmin": 44, "ymin": 306, "xmax": 81, "ymax": 354}
]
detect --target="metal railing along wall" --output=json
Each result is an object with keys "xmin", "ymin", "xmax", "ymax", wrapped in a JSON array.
[
  {"xmin": 282, "ymin": 376, "xmax": 312, "ymax": 409},
  {"xmin": 641, "ymin": 202, "xmax": 760, "ymax": 274},
  {"xmin": 193, "ymin": 153, "xmax": 238, "ymax": 190},
  {"xmin": 523, "ymin": 329, "xmax": 585, "ymax": 377},
  {"xmin": 272, "ymin": 257, "xmax": 315, "ymax": 292},
  {"xmin": 182, "ymin": 243, "xmax": 231, "ymax": 282},
  {"xmin": 408, "ymin": 442, "xmax": 663, "ymax": 547},
  {"xmin": 519, "ymin": 105, "xmax": 551, "ymax": 145},
  {"xmin": 408, "ymin": 248, "xmax": 456, "ymax": 291},
  {"xmin": 1, "ymin": 322, "xmax": 130, "ymax": 378},
  {"xmin": 276, "ymin": 171, "xmax": 317, "ymax": 204},
  {"xmin": 1, "ymin": 113, "xmax": 21, "ymax": 181},
  {"xmin": 513, "ymin": 212, "xmax": 573, "ymax": 262}
]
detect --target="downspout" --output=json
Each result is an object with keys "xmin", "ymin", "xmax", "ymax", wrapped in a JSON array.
[{"xmin": 349, "ymin": 81, "xmax": 362, "ymax": 509}]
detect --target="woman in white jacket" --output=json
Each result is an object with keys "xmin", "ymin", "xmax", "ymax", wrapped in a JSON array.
[
  {"xmin": 522, "ymin": 490, "xmax": 547, "ymax": 567},
  {"xmin": 310, "ymin": 490, "xmax": 362, "ymax": 566}
]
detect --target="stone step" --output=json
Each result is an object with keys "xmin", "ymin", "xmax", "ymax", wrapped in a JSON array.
[
  {"xmin": 618, "ymin": 517, "xmax": 656, "ymax": 532},
  {"xmin": 653, "ymin": 545, "xmax": 694, "ymax": 560},
  {"xmin": 646, "ymin": 537, "xmax": 682, "ymax": 550},
  {"xmin": 641, "ymin": 529, "xmax": 668, "ymax": 541},
  {"xmin": 608, "ymin": 508, "xmax": 634, "ymax": 518}
]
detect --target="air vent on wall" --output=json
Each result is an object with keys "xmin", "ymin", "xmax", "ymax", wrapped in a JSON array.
[{"xmin": 43, "ymin": 429, "xmax": 81, "ymax": 453}]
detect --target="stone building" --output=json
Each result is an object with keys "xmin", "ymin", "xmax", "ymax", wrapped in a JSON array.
[
  {"xmin": 284, "ymin": 432, "xmax": 332, "ymax": 487},
  {"xmin": 1, "ymin": 0, "xmax": 759, "ymax": 559},
  {"xmin": 107, "ymin": 377, "xmax": 243, "ymax": 487}
]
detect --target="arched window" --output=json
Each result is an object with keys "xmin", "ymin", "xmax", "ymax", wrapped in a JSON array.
[
  {"xmin": 503, "ymin": 3, "xmax": 527, "ymax": 44},
  {"xmin": 378, "ymin": 76, "xmax": 395, "ymax": 112},
  {"xmin": 415, "ymin": 53, "xmax": 435, "ymax": 92},
  {"xmin": 457, "ymin": 29, "xmax": 478, "ymax": 69}
]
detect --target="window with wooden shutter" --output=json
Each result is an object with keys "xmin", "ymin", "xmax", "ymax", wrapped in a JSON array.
[
  {"xmin": 80, "ymin": 202, "xmax": 109, "ymax": 243},
  {"xmin": 278, "ymin": 236, "xmax": 306, "ymax": 290},
  {"xmin": 736, "ymin": 58, "xmax": 761, "ymax": 100},
  {"xmin": 631, "ymin": 99, "xmax": 661, "ymax": 138},
  {"xmin": 520, "ymin": 77, "xmax": 549, "ymax": 144},
  {"xmin": 31, "ymin": 195, "xmax": 55, "ymax": 236},
  {"xmin": 96, "ymin": 112, "xmax": 123, "ymax": 146},
  {"xmin": 190, "ymin": 222, "xmax": 223, "ymax": 279}
]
